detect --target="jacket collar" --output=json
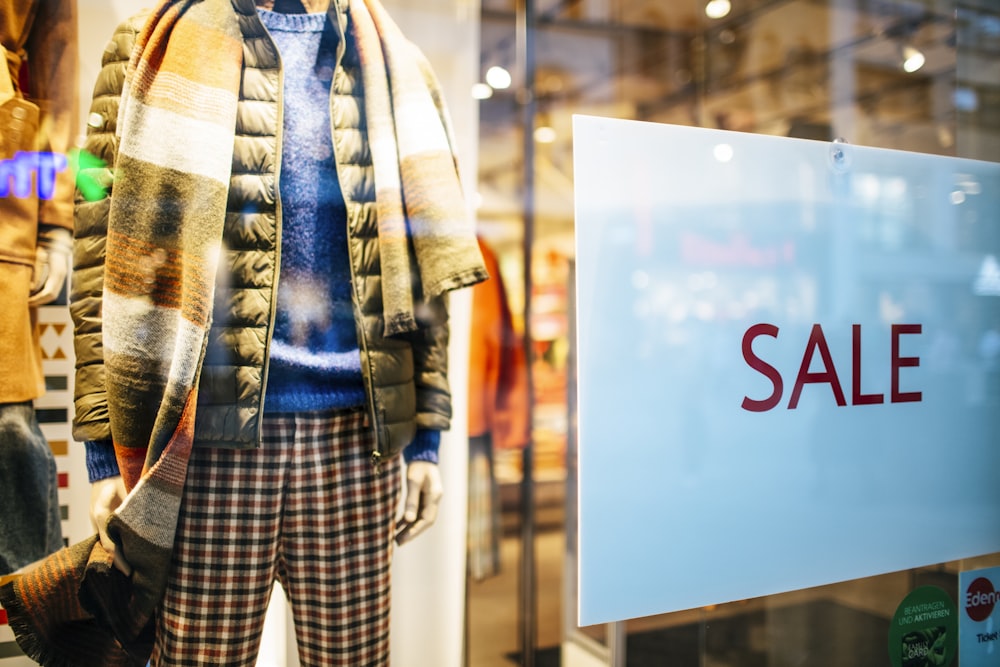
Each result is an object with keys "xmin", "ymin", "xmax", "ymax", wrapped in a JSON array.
[
  {"xmin": 230, "ymin": 0, "xmax": 347, "ymax": 20},
  {"xmin": 231, "ymin": 0, "xmax": 348, "ymax": 62}
]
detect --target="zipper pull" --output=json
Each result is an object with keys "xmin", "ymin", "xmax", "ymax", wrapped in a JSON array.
[{"xmin": 370, "ymin": 449, "xmax": 383, "ymax": 475}]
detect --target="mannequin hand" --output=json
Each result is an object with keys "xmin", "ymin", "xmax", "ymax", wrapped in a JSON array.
[
  {"xmin": 28, "ymin": 228, "xmax": 71, "ymax": 306},
  {"xmin": 89, "ymin": 476, "xmax": 132, "ymax": 576},
  {"xmin": 394, "ymin": 461, "xmax": 443, "ymax": 546}
]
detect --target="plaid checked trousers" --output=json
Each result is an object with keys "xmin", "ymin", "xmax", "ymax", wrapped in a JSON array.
[{"xmin": 151, "ymin": 407, "xmax": 401, "ymax": 667}]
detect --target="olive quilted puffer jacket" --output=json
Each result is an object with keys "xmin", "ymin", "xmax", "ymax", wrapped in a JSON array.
[{"xmin": 70, "ymin": 0, "xmax": 452, "ymax": 462}]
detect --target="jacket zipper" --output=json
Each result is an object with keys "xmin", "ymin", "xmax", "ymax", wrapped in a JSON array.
[
  {"xmin": 341, "ymin": 144, "xmax": 383, "ymax": 475},
  {"xmin": 328, "ymin": 2, "xmax": 383, "ymax": 472},
  {"xmin": 256, "ymin": 21, "xmax": 285, "ymax": 443}
]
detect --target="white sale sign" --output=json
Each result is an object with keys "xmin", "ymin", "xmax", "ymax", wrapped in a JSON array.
[{"xmin": 573, "ymin": 115, "xmax": 1000, "ymax": 625}]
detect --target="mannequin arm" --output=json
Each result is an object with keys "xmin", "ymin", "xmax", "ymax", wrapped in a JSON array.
[
  {"xmin": 401, "ymin": 294, "xmax": 452, "ymax": 432},
  {"xmin": 25, "ymin": 0, "xmax": 79, "ymax": 232},
  {"xmin": 89, "ymin": 476, "xmax": 132, "ymax": 575},
  {"xmin": 394, "ymin": 460, "xmax": 443, "ymax": 545},
  {"xmin": 28, "ymin": 226, "xmax": 72, "ymax": 306}
]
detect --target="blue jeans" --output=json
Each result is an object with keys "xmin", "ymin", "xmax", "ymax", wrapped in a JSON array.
[{"xmin": 0, "ymin": 402, "xmax": 63, "ymax": 574}]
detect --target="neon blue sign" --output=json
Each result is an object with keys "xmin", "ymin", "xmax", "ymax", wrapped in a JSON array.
[{"xmin": 0, "ymin": 151, "xmax": 69, "ymax": 200}]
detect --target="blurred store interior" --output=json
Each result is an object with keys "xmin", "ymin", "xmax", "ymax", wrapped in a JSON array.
[{"xmin": 466, "ymin": 0, "xmax": 1000, "ymax": 665}]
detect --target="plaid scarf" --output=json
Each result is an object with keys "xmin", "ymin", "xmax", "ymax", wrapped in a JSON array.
[{"xmin": 0, "ymin": 0, "xmax": 483, "ymax": 664}]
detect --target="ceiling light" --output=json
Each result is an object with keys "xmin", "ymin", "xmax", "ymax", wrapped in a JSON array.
[
  {"xmin": 485, "ymin": 66, "xmax": 512, "ymax": 90},
  {"xmin": 471, "ymin": 83, "xmax": 493, "ymax": 100},
  {"xmin": 705, "ymin": 0, "xmax": 731, "ymax": 19},
  {"xmin": 534, "ymin": 126, "xmax": 557, "ymax": 144},
  {"xmin": 902, "ymin": 45, "xmax": 925, "ymax": 73}
]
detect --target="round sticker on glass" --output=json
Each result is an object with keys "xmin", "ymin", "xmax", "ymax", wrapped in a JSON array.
[
  {"xmin": 965, "ymin": 576, "xmax": 997, "ymax": 622},
  {"xmin": 889, "ymin": 585, "xmax": 958, "ymax": 667}
]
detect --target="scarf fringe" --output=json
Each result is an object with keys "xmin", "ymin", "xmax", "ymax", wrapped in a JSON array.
[
  {"xmin": 0, "ymin": 580, "xmax": 51, "ymax": 666},
  {"xmin": 0, "ymin": 579, "xmax": 140, "ymax": 667},
  {"xmin": 0, "ymin": 538, "xmax": 146, "ymax": 667}
]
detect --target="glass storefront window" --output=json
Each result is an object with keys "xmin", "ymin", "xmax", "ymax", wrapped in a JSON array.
[
  {"xmin": 474, "ymin": 0, "xmax": 999, "ymax": 665},
  {"xmin": 2, "ymin": 1, "xmax": 996, "ymax": 665}
]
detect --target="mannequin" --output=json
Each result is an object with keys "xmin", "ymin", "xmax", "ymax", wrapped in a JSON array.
[
  {"xmin": 0, "ymin": 0, "xmax": 77, "ymax": 576},
  {"xmin": 66, "ymin": 0, "xmax": 487, "ymax": 664}
]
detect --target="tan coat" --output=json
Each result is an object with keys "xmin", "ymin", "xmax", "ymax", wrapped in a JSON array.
[{"xmin": 0, "ymin": 0, "xmax": 77, "ymax": 402}]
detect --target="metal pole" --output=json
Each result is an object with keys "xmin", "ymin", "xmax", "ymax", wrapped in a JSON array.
[
  {"xmin": 515, "ymin": 0, "xmax": 537, "ymax": 663},
  {"xmin": 608, "ymin": 621, "xmax": 627, "ymax": 667}
]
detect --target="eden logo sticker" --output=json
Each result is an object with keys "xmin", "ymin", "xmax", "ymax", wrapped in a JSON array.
[{"xmin": 966, "ymin": 577, "xmax": 998, "ymax": 623}]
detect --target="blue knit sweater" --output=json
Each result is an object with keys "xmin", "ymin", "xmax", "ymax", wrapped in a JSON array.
[{"xmin": 261, "ymin": 9, "xmax": 365, "ymax": 414}]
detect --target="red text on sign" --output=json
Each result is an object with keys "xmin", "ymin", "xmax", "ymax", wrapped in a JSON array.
[{"xmin": 741, "ymin": 323, "xmax": 922, "ymax": 412}]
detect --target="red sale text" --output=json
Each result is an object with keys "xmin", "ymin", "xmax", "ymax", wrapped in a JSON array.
[{"xmin": 741, "ymin": 323, "xmax": 922, "ymax": 412}]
